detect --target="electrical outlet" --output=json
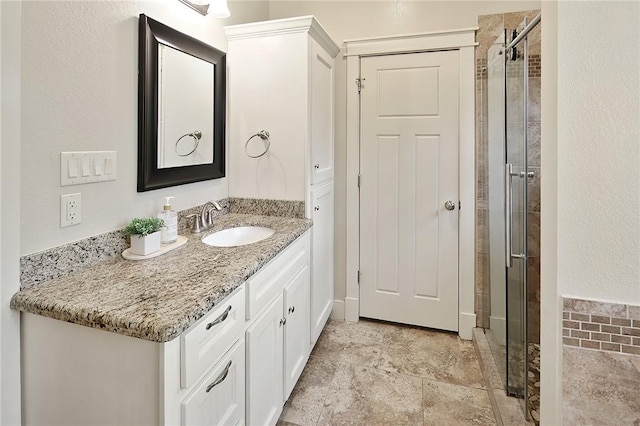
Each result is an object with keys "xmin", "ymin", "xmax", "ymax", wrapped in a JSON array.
[{"xmin": 61, "ymin": 193, "xmax": 81, "ymax": 227}]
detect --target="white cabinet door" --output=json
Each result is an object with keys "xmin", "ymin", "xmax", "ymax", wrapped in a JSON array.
[
  {"xmin": 310, "ymin": 181, "xmax": 334, "ymax": 346},
  {"xmin": 283, "ymin": 267, "xmax": 310, "ymax": 400},
  {"xmin": 310, "ymin": 38, "xmax": 335, "ymax": 185},
  {"xmin": 246, "ymin": 295, "xmax": 284, "ymax": 426},
  {"xmin": 181, "ymin": 339, "xmax": 245, "ymax": 426}
]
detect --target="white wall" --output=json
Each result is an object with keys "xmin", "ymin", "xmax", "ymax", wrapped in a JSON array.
[
  {"xmin": 1, "ymin": 1, "xmax": 23, "ymax": 423},
  {"xmin": 556, "ymin": 1, "xmax": 640, "ymax": 304},
  {"xmin": 268, "ymin": 0, "xmax": 540, "ymax": 303},
  {"xmin": 20, "ymin": 0, "xmax": 269, "ymax": 256}
]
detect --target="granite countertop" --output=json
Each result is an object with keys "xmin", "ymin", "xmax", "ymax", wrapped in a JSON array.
[{"xmin": 10, "ymin": 213, "xmax": 312, "ymax": 343}]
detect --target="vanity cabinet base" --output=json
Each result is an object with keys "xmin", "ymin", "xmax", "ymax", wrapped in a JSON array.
[{"xmin": 22, "ymin": 312, "xmax": 161, "ymax": 425}]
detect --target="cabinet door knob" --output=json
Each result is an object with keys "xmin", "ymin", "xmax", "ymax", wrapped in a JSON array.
[
  {"xmin": 288, "ymin": 306, "xmax": 295, "ymax": 314},
  {"xmin": 314, "ymin": 206, "xmax": 320, "ymax": 211},
  {"xmin": 279, "ymin": 318, "xmax": 287, "ymax": 326},
  {"xmin": 314, "ymin": 164, "xmax": 320, "ymax": 169}
]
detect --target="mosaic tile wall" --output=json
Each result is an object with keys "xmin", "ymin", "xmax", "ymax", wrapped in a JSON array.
[{"xmin": 562, "ymin": 297, "xmax": 640, "ymax": 355}]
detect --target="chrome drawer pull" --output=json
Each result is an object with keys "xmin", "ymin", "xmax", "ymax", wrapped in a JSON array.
[
  {"xmin": 206, "ymin": 360, "xmax": 232, "ymax": 393},
  {"xmin": 206, "ymin": 305, "xmax": 232, "ymax": 330}
]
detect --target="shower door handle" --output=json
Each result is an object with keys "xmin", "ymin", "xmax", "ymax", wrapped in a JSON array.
[
  {"xmin": 505, "ymin": 163, "xmax": 526, "ymax": 268},
  {"xmin": 505, "ymin": 164, "xmax": 513, "ymax": 268}
]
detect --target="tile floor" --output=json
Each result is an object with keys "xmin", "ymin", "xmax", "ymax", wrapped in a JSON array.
[{"xmin": 278, "ymin": 319, "xmax": 497, "ymax": 425}]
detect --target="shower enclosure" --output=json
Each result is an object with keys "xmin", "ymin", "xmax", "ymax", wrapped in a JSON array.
[{"xmin": 479, "ymin": 12, "xmax": 541, "ymax": 422}]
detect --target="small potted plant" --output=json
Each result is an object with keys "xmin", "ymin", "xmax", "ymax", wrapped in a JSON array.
[{"xmin": 124, "ymin": 217, "xmax": 164, "ymax": 256}]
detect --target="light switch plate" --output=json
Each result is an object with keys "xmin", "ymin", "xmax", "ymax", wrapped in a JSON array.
[
  {"xmin": 61, "ymin": 151, "xmax": 117, "ymax": 186},
  {"xmin": 61, "ymin": 193, "xmax": 81, "ymax": 227}
]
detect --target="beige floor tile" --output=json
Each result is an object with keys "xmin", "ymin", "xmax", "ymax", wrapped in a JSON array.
[
  {"xmin": 279, "ymin": 320, "xmax": 499, "ymax": 426},
  {"xmin": 276, "ymin": 421, "xmax": 300, "ymax": 426},
  {"xmin": 280, "ymin": 355, "xmax": 339, "ymax": 426},
  {"xmin": 423, "ymin": 379, "xmax": 497, "ymax": 425},
  {"xmin": 309, "ymin": 319, "xmax": 388, "ymax": 368},
  {"xmin": 373, "ymin": 321, "xmax": 486, "ymax": 389},
  {"xmin": 317, "ymin": 363, "xmax": 423, "ymax": 426}
]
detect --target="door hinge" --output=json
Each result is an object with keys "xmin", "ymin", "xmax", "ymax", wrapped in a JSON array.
[
  {"xmin": 357, "ymin": 270, "xmax": 361, "ymax": 284},
  {"xmin": 357, "ymin": 174, "xmax": 361, "ymax": 188},
  {"xmin": 459, "ymin": 201, "xmax": 461, "ymax": 210},
  {"xmin": 356, "ymin": 77, "xmax": 365, "ymax": 93}
]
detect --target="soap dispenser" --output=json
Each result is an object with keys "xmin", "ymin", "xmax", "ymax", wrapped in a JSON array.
[{"xmin": 157, "ymin": 196, "xmax": 177, "ymax": 244}]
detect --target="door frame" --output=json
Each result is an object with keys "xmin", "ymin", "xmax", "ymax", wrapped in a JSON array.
[{"xmin": 343, "ymin": 28, "xmax": 477, "ymax": 340}]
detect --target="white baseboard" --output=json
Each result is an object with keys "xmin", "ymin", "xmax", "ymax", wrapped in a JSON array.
[
  {"xmin": 331, "ymin": 299, "xmax": 345, "ymax": 320},
  {"xmin": 458, "ymin": 312, "xmax": 476, "ymax": 340},
  {"xmin": 344, "ymin": 297, "xmax": 359, "ymax": 322}
]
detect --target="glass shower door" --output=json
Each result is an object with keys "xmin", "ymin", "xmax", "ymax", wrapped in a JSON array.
[{"xmin": 505, "ymin": 25, "xmax": 528, "ymax": 402}]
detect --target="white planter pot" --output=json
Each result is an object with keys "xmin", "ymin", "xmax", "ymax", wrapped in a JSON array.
[{"xmin": 129, "ymin": 231, "xmax": 162, "ymax": 256}]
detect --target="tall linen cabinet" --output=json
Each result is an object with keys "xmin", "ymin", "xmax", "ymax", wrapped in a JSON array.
[{"xmin": 225, "ymin": 17, "xmax": 338, "ymax": 348}]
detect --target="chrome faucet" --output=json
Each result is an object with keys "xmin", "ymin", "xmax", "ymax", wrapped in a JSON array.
[
  {"xmin": 186, "ymin": 201, "xmax": 223, "ymax": 233},
  {"xmin": 201, "ymin": 200, "xmax": 223, "ymax": 228}
]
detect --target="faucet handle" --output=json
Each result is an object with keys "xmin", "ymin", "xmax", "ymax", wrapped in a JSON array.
[{"xmin": 186, "ymin": 214, "xmax": 203, "ymax": 233}]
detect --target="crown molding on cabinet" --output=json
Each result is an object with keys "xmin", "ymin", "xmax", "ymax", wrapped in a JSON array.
[{"xmin": 224, "ymin": 15, "xmax": 340, "ymax": 58}]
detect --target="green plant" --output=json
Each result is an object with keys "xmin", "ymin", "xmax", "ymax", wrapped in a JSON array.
[{"xmin": 124, "ymin": 217, "xmax": 164, "ymax": 237}]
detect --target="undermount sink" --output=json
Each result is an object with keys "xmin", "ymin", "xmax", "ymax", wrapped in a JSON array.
[{"xmin": 202, "ymin": 226, "xmax": 275, "ymax": 247}]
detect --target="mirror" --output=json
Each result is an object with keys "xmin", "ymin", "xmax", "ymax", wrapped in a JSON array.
[{"xmin": 138, "ymin": 14, "xmax": 225, "ymax": 192}]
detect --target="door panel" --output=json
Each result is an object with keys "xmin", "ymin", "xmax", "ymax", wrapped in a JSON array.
[
  {"xmin": 245, "ymin": 295, "xmax": 284, "ymax": 426},
  {"xmin": 310, "ymin": 182, "xmax": 334, "ymax": 346},
  {"xmin": 310, "ymin": 39, "xmax": 334, "ymax": 184},
  {"xmin": 359, "ymin": 50, "xmax": 459, "ymax": 331},
  {"xmin": 283, "ymin": 267, "xmax": 310, "ymax": 400}
]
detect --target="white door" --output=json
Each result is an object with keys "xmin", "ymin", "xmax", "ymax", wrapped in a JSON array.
[{"xmin": 359, "ymin": 50, "xmax": 460, "ymax": 331}]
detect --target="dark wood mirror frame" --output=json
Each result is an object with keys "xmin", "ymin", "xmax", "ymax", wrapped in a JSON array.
[{"xmin": 138, "ymin": 14, "xmax": 226, "ymax": 192}]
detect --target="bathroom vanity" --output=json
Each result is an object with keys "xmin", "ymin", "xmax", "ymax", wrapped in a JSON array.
[{"xmin": 12, "ymin": 213, "xmax": 314, "ymax": 425}]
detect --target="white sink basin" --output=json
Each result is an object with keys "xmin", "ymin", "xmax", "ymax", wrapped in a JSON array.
[{"xmin": 202, "ymin": 226, "xmax": 275, "ymax": 247}]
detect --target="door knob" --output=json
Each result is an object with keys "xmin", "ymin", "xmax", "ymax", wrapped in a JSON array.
[{"xmin": 444, "ymin": 201, "xmax": 456, "ymax": 211}]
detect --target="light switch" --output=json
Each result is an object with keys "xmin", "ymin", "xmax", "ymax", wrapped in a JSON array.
[
  {"xmin": 104, "ymin": 158, "xmax": 113, "ymax": 175},
  {"xmin": 94, "ymin": 158, "xmax": 104, "ymax": 176},
  {"xmin": 61, "ymin": 151, "xmax": 117, "ymax": 186},
  {"xmin": 81, "ymin": 158, "xmax": 91, "ymax": 177},
  {"xmin": 67, "ymin": 158, "xmax": 78, "ymax": 178}
]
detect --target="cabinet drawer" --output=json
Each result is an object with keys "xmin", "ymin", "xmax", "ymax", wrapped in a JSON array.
[
  {"xmin": 181, "ymin": 286, "xmax": 245, "ymax": 389},
  {"xmin": 181, "ymin": 339, "xmax": 245, "ymax": 426},
  {"xmin": 246, "ymin": 233, "xmax": 309, "ymax": 320}
]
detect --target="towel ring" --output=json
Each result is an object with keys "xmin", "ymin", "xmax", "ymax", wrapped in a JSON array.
[
  {"xmin": 175, "ymin": 130, "xmax": 202, "ymax": 157},
  {"xmin": 245, "ymin": 130, "xmax": 270, "ymax": 158}
]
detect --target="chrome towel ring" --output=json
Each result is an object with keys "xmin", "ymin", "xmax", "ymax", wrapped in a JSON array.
[
  {"xmin": 245, "ymin": 130, "xmax": 270, "ymax": 158},
  {"xmin": 175, "ymin": 130, "xmax": 202, "ymax": 157}
]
